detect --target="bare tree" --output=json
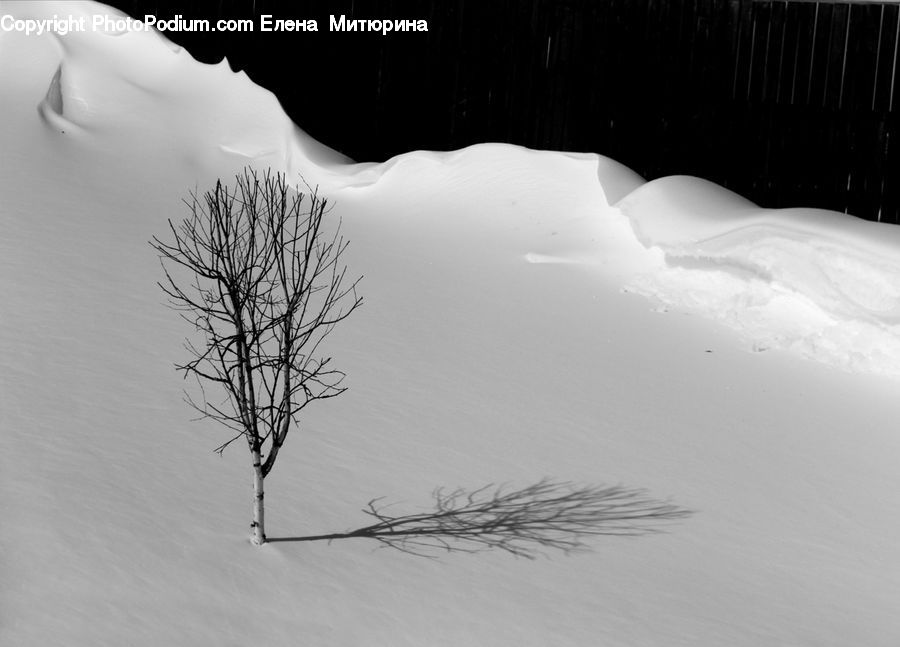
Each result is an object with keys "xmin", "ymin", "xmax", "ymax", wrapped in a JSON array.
[
  {"xmin": 274, "ymin": 479, "xmax": 691, "ymax": 559},
  {"xmin": 151, "ymin": 167, "xmax": 362, "ymax": 545}
]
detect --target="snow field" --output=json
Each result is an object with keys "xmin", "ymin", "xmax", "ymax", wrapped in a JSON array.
[{"xmin": 2, "ymin": 3, "xmax": 900, "ymax": 646}]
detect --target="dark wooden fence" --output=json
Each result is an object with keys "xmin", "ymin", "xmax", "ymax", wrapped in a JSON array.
[
  {"xmin": 110, "ymin": 0, "xmax": 900, "ymax": 223},
  {"xmin": 729, "ymin": 1, "xmax": 900, "ymax": 222}
]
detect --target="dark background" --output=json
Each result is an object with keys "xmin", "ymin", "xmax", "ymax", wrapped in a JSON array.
[{"xmin": 105, "ymin": 0, "xmax": 900, "ymax": 223}]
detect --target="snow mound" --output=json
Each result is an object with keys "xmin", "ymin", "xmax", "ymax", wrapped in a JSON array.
[
  {"xmin": 8, "ymin": 0, "xmax": 900, "ymax": 382},
  {"xmin": 7, "ymin": 0, "xmax": 348, "ymax": 177},
  {"xmin": 618, "ymin": 176, "xmax": 900, "ymax": 377}
]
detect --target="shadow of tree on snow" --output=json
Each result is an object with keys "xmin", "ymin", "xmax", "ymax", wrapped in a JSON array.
[{"xmin": 268, "ymin": 479, "xmax": 692, "ymax": 559}]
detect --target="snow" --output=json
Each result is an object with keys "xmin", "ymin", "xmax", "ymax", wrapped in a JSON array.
[
  {"xmin": 2, "ymin": 2, "xmax": 900, "ymax": 646},
  {"xmin": 619, "ymin": 176, "xmax": 900, "ymax": 377}
]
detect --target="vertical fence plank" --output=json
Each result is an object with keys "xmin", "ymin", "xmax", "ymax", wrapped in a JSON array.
[
  {"xmin": 873, "ymin": 4, "xmax": 895, "ymax": 112},
  {"xmin": 846, "ymin": 3, "xmax": 879, "ymax": 113}
]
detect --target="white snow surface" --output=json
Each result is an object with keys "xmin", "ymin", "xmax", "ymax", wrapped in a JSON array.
[
  {"xmin": 618, "ymin": 176, "xmax": 900, "ymax": 377},
  {"xmin": 2, "ymin": 2, "xmax": 900, "ymax": 646}
]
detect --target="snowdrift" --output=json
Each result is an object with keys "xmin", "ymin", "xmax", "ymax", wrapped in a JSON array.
[
  {"xmin": 618, "ymin": 176, "xmax": 900, "ymax": 377},
  {"xmin": 3, "ymin": 2, "xmax": 900, "ymax": 647},
  {"xmin": 8, "ymin": 0, "xmax": 900, "ymax": 381}
]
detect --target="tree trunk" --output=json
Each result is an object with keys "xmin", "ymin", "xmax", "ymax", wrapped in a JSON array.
[{"xmin": 250, "ymin": 447, "xmax": 266, "ymax": 545}]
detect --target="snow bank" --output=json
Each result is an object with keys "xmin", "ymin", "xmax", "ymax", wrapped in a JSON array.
[
  {"xmin": 4, "ymin": 3, "xmax": 900, "ymax": 647},
  {"xmin": 617, "ymin": 176, "xmax": 900, "ymax": 378},
  {"xmin": 20, "ymin": 0, "xmax": 900, "ymax": 383},
  {"xmin": 7, "ymin": 0, "xmax": 348, "ymax": 179}
]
